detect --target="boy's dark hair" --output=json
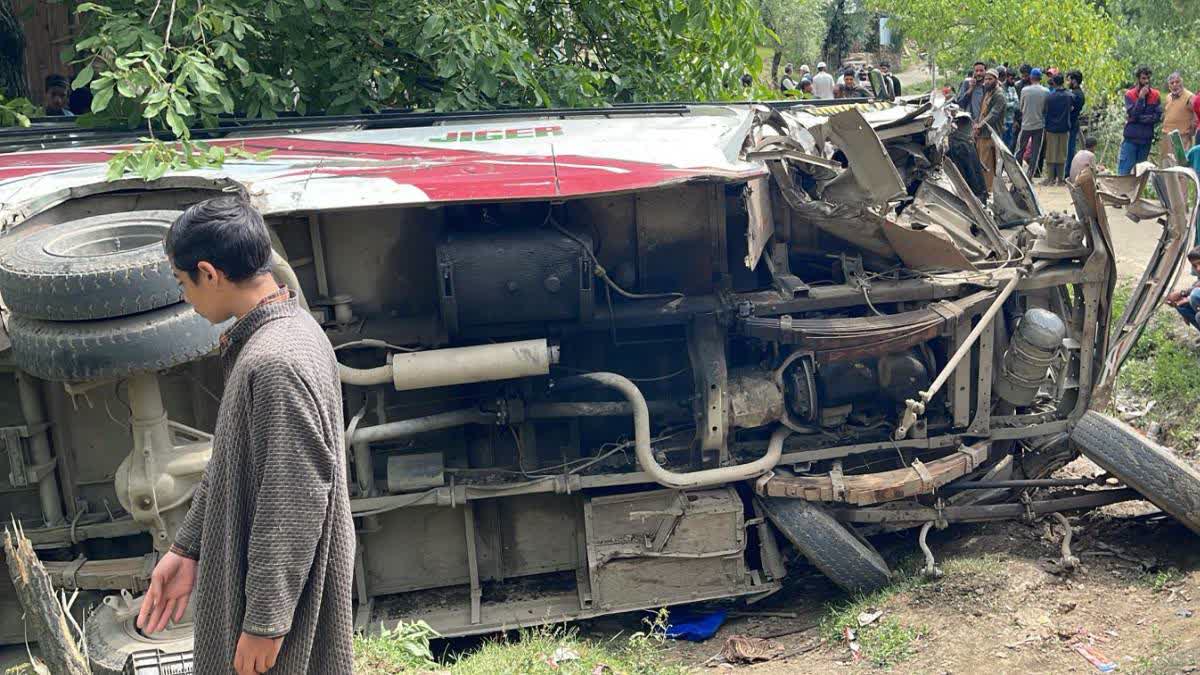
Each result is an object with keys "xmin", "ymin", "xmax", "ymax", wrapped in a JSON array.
[
  {"xmin": 1067, "ymin": 69, "xmax": 1083, "ymax": 84},
  {"xmin": 1084, "ymin": 136, "xmax": 1098, "ymax": 150},
  {"xmin": 45, "ymin": 73, "xmax": 69, "ymax": 90},
  {"xmin": 1135, "ymin": 65, "xmax": 1152, "ymax": 79},
  {"xmin": 1051, "ymin": 74, "xmax": 1065, "ymax": 87},
  {"xmin": 974, "ymin": 61, "xmax": 987, "ymax": 69},
  {"xmin": 1019, "ymin": 64, "xmax": 1032, "ymax": 75},
  {"xmin": 1188, "ymin": 245, "xmax": 1200, "ymax": 263},
  {"xmin": 166, "ymin": 195, "xmax": 272, "ymax": 282}
]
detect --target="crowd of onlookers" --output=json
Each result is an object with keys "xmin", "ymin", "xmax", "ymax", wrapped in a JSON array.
[
  {"xmin": 775, "ymin": 60, "xmax": 1200, "ymax": 192},
  {"xmin": 774, "ymin": 61, "xmax": 903, "ymax": 102}
]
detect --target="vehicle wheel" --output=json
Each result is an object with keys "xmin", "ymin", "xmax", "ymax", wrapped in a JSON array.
[
  {"xmin": 759, "ymin": 496, "xmax": 893, "ymax": 593},
  {"xmin": 1071, "ymin": 410, "xmax": 1200, "ymax": 535},
  {"xmin": 86, "ymin": 595, "xmax": 194, "ymax": 674},
  {"xmin": 8, "ymin": 303, "xmax": 224, "ymax": 381},
  {"xmin": 0, "ymin": 210, "xmax": 182, "ymax": 321}
]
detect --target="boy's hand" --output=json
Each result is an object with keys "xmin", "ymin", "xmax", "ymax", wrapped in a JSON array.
[
  {"xmin": 136, "ymin": 551, "xmax": 196, "ymax": 634},
  {"xmin": 234, "ymin": 633, "xmax": 284, "ymax": 674}
]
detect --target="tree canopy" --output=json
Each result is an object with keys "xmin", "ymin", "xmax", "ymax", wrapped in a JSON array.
[
  {"xmin": 64, "ymin": 0, "xmax": 770, "ymax": 177},
  {"xmin": 866, "ymin": 0, "xmax": 1123, "ymax": 99},
  {"xmin": 73, "ymin": 0, "xmax": 769, "ymax": 127}
]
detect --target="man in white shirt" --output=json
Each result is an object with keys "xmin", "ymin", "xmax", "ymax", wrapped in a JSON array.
[{"xmin": 812, "ymin": 62, "xmax": 835, "ymax": 99}]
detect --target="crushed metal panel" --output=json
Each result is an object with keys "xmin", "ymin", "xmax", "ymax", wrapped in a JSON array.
[
  {"xmin": 990, "ymin": 127, "xmax": 1041, "ymax": 223},
  {"xmin": 939, "ymin": 158, "xmax": 1007, "ymax": 253},
  {"xmin": 1094, "ymin": 167, "xmax": 1200, "ymax": 405},
  {"xmin": 792, "ymin": 201, "xmax": 898, "ymax": 260},
  {"xmin": 881, "ymin": 218, "xmax": 977, "ymax": 271},
  {"xmin": 744, "ymin": 177, "xmax": 773, "ymax": 269},
  {"xmin": 824, "ymin": 108, "xmax": 906, "ymax": 205}
]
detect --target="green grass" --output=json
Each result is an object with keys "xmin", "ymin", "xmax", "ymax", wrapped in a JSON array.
[
  {"xmin": 1130, "ymin": 626, "xmax": 1185, "ymax": 675},
  {"xmin": 355, "ymin": 612, "xmax": 688, "ymax": 675},
  {"xmin": 818, "ymin": 568, "xmax": 928, "ymax": 668},
  {"xmin": 1139, "ymin": 568, "xmax": 1185, "ymax": 593},
  {"xmin": 1110, "ymin": 285, "xmax": 1200, "ymax": 448}
]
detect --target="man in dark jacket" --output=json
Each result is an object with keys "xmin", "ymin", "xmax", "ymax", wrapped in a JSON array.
[
  {"xmin": 841, "ymin": 70, "xmax": 871, "ymax": 98},
  {"xmin": 956, "ymin": 61, "xmax": 988, "ymax": 119},
  {"xmin": 1043, "ymin": 74, "xmax": 1075, "ymax": 185},
  {"xmin": 1066, "ymin": 70, "xmax": 1086, "ymax": 169},
  {"xmin": 973, "ymin": 69, "xmax": 1007, "ymax": 193},
  {"xmin": 1011, "ymin": 64, "xmax": 1033, "ymax": 145},
  {"xmin": 1119, "ymin": 65, "xmax": 1163, "ymax": 175}
]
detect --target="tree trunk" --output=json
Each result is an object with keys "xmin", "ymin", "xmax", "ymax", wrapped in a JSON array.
[
  {"xmin": 770, "ymin": 49, "xmax": 782, "ymax": 88},
  {"xmin": 4, "ymin": 522, "xmax": 91, "ymax": 675},
  {"xmin": 0, "ymin": 0, "xmax": 28, "ymax": 99}
]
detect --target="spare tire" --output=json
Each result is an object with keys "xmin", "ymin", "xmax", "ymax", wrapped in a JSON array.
[
  {"xmin": 0, "ymin": 210, "xmax": 183, "ymax": 321},
  {"xmin": 759, "ymin": 496, "xmax": 893, "ymax": 593},
  {"xmin": 8, "ymin": 303, "xmax": 224, "ymax": 381},
  {"xmin": 1071, "ymin": 411, "xmax": 1200, "ymax": 535}
]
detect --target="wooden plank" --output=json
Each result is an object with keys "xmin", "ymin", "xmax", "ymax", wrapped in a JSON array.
[{"xmin": 4, "ymin": 522, "xmax": 89, "ymax": 674}]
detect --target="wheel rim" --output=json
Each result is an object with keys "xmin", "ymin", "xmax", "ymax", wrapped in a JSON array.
[{"xmin": 43, "ymin": 221, "xmax": 168, "ymax": 258}]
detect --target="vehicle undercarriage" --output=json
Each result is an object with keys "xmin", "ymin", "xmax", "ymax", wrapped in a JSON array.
[{"xmin": 0, "ymin": 98, "xmax": 1196, "ymax": 671}]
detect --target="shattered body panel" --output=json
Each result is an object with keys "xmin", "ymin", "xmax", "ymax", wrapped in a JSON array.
[{"xmin": 0, "ymin": 99, "xmax": 1192, "ymax": 658}]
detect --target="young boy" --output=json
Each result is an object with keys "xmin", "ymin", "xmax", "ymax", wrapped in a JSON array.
[
  {"xmin": 137, "ymin": 195, "xmax": 354, "ymax": 675},
  {"xmin": 1166, "ymin": 246, "xmax": 1200, "ymax": 332},
  {"xmin": 43, "ymin": 74, "xmax": 74, "ymax": 117},
  {"xmin": 1068, "ymin": 136, "xmax": 1100, "ymax": 183}
]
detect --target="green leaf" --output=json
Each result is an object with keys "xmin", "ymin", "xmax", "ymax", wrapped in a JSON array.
[
  {"xmin": 116, "ymin": 79, "xmax": 138, "ymax": 99},
  {"xmin": 91, "ymin": 86, "xmax": 114, "ymax": 113},
  {"xmin": 165, "ymin": 109, "xmax": 188, "ymax": 139},
  {"xmin": 105, "ymin": 156, "xmax": 128, "ymax": 182},
  {"xmin": 72, "ymin": 64, "xmax": 94, "ymax": 90}
]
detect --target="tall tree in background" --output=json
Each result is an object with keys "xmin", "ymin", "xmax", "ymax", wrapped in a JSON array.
[
  {"xmin": 760, "ymin": 0, "xmax": 829, "ymax": 85},
  {"xmin": 822, "ymin": 0, "xmax": 852, "ymax": 67},
  {"xmin": 0, "ymin": 0, "xmax": 27, "ymax": 99}
]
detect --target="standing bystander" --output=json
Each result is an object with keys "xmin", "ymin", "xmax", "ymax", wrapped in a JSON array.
[
  {"xmin": 879, "ymin": 61, "xmax": 902, "ymax": 98},
  {"xmin": 1159, "ymin": 72, "xmax": 1194, "ymax": 164},
  {"xmin": 1001, "ymin": 67, "xmax": 1020, "ymax": 149},
  {"xmin": 1043, "ymin": 74, "xmax": 1074, "ymax": 185},
  {"xmin": 974, "ymin": 69, "xmax": 1007, "ymax": 193},
  {"xmin": 1066, "ymin": 70, "xmax": 1086, "ymax": 168},
  {"xmin": 137, "ymin": 195, "xmax": 355, "ymax": 675},
  {"xmin": 956, "ymin": 62, "xmax": 988, "ymax": 119},
  {"xmin": 1118, "ymin": 65, "xmax": 1163, "ymax": 175},
  {"xmin": 812, "ymin": 62, "xmax": 835, "ymax": 99},
  {"xmin": 1017, "ymin": 68, "xmax": 1050, "ymax": 176}
]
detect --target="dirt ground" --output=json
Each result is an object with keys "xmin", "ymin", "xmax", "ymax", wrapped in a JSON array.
[{"xmin": 622, "ymin": 184, "xmax": 1200, "ymax": 674}]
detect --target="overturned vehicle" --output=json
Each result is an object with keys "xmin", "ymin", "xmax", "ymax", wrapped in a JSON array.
[{"xmin": 0, "ymin": 97, "xmax": 1197, "ymax": 670}]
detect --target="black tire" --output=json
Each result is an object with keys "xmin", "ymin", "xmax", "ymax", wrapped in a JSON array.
[
  {"xmin": 1071, "ymin": 410, "xmax": 1200, "ymax": 535},
  {"xmin": 759, "ymin": 496, "xmax": 893, "ymax": 593},
  {"xmin": 8, "ymin": 303, "xmax": 224, "ymax": 381},
  {"xmin": 0, "ymin": 210, "xmax": 183, "ymax": 321}
]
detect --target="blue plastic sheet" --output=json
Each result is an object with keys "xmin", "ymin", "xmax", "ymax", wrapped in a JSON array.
[{"xmin": 664, "ymin": 608, "xmax": 727, "ymax": 642}]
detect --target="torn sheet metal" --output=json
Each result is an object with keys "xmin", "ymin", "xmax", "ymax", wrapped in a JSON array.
[
  {"xmin": 823, "ymin": 109, "xmax": 906, "ymax": 205},
  {"xmin": 1095, "ymin": 167, "xmax": 1200, "ymax": 405},
  {"xmin": 792, "ymin": 201, "xmax": 898, "ymax": 260},
  {"xmin": 744, "ymin": 177, "xmax": 773, "ymax": 269},
  {"xmin": 882, "ymin": 218, "xmax": 977, "ymax": 271},
  {"xmin": 989, "ymin": 127, "xmax": 1041, "ymax": 225}
]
